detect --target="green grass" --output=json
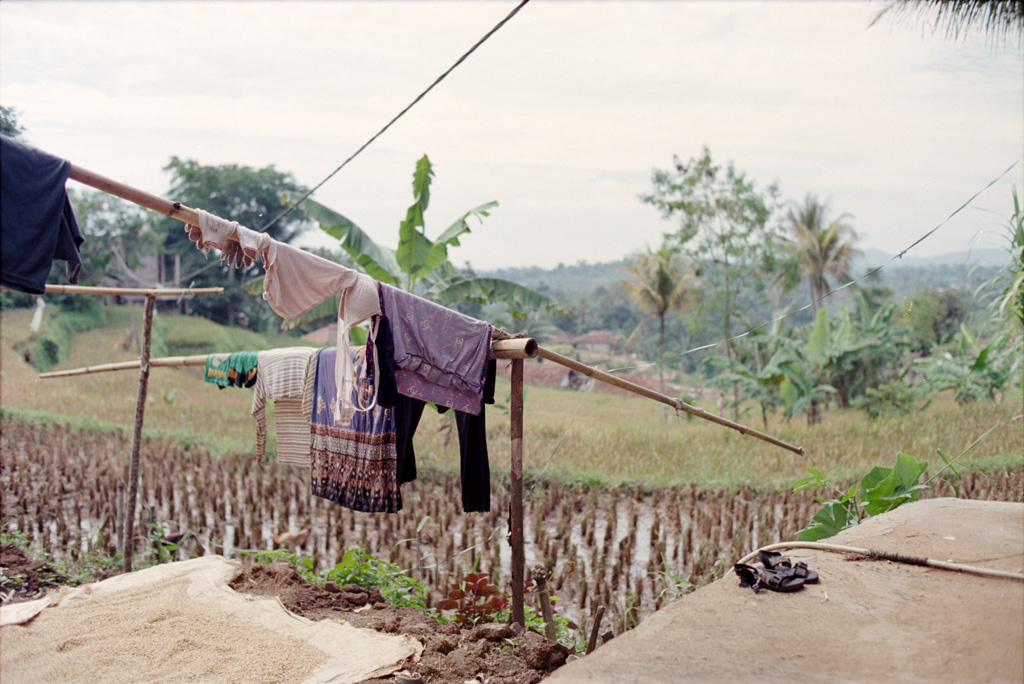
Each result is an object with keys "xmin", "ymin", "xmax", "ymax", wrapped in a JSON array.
[{"xmin": 2, "ymin": 306, "xmax": 1021, "ymax": 487}]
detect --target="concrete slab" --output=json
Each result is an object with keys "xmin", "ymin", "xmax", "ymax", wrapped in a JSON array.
[{"xmin": 548, "ymin": 498, "xmax": 1024, "ymax": 684}]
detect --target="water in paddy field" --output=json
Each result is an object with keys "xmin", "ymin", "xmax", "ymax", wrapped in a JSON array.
[{"xmin": 3, "ymin": 419, "xmax": 1020, "ymax": 629}]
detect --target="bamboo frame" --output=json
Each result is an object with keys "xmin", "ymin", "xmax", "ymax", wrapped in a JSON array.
[
  {"xmin": 38, "ymin": 356, "xmax": 208, "ymax": 379},
  {"xmin": 69, "ymin": 164, "xmax": 206, "ymax": 230},
  {"xmin": 534, "ymin": 346, "xmax": 804, "ymax": 455},
  {"xmin": 122, "ymin": 295, "xmax": 155, "ymax": 574},
  {"xmin": 41, "ymin": 284, "xmax": 222, "ymax": 297},
  {"xmin": 40, "ymin": 339, "xmax": 539, "ymax": 379},
  {"xmin": 509, "ymin": 358, "xmax": 526, "ymax": 627},
  {"xmin": 58, "ymin": 160, "xmax": 805, "ymax": 621}
]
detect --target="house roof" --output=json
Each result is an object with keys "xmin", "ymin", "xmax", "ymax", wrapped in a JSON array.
[
  {"xmin": 300, "ymin": 323, "xmax": 337, "ymax": 345},
  {"xmin": 574, "ymin": 330, "xmax": 622, "ymax": 346}
]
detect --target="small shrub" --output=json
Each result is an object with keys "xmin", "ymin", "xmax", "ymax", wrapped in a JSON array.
[
  {"xmin": 851, "ymin": 380, "xmax": 920, "ymax": 419},
  {"xmin": 438, "ymin": 572, "xmax": 508, "ymax": 626}
]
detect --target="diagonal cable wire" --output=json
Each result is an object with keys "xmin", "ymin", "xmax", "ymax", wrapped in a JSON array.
[{"xmin": 258, "ymin": 0, "xmax": 532, "ymax": 234}]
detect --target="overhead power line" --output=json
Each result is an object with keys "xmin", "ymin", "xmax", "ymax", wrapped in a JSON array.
[{"xmin": 259, "ymin": 0, "xmax": 532, "ymax": 233}]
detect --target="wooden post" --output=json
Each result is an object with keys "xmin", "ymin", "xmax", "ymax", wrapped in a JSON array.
[
  {"xmin": 121, "ymin": 294, "xmax": 155, "ymax": 574},
  {"xmin": 510, "ymin": 358, "xmax": 526, "ymax": 627},
  {"xmin": 532, "ymin": 566, "xmax": 557, "ymax": 641}
]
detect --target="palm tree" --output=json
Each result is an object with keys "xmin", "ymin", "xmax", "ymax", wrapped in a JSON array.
[
  {"xmin": 779, "ymin": 194, "xmax": 861, "ymax": 312},
  {"xmin": 870, "ymin": 0, "xmax": 1023, "ymax": 46},
  {"xmin": 621, "ymin": 242, "xmax": 699, "ymax": 399}
]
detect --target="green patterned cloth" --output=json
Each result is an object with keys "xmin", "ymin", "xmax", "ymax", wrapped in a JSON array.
[{"xmin": 205, "ymin": 351, "xmax": 259, "ymax": 388}]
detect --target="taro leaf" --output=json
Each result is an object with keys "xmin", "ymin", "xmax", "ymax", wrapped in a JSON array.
[
  {"xmin": 798, "ymin": 501, "xmax": 856, "ymax": 541},
  {"xmin": 859, "ymin": 453, "xmax": 928, "ymax": 517}
]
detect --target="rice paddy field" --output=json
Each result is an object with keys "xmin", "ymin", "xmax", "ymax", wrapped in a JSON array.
[{"xmin": 2, "ymin": 306, "xmax": 1022, "ymax": 629}]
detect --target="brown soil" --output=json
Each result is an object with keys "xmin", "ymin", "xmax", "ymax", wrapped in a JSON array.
[
  {"xmin": 231, "ymin": 560, "xmax": 571, "ymax": 684},
  {"xmin": 0, "ymin": 543, "xmax": 67, "ymax": 602},
  {"xmin": 3, "ymin": 553, "xmax": 568, "ymax": 684}
]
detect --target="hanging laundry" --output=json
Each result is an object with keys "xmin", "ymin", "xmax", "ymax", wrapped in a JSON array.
[
  {"xmin": 262, "ymin": 240, "xmax": 381, "ymax": 423},
  {"xmin": 0, "ymin": 135, "xmax": 84, "ymax": 294},
  {"xmin": 309, "ymin": 346, "xmax": 401, "ymax": 514},
  {"xmin": 378, "ymin": 282, "xmax": 492, "ymax": 416},
  {"xmin": 376, "ymin": 310, "xmax": 496, "ymax": 513},
  {"xmin": 183, "ymin": 208, "xmax": 271, "ymax": 269},
  {"xmin": 251, "ymin": 347, "xmax": 317, "ymax": 467},
  {"xmin": 204, "ymin": 352, "xmax": 258, "ymax": 389}
]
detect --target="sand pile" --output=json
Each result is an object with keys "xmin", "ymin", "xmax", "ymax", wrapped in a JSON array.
[{"xmin": 0, "ymin": 556, "xmax": 420, "ymax": 684}]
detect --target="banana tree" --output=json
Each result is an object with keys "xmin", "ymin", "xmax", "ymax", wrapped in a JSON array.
[
  {"xmin": 278, "ymin": 154, "xmax": 563, "ymax": 328},
  {"xmin": 704, "ymin": 334, "xmax": 800, "ymax": 429},
  {"xmin": 915, "ymin": 325, "xmax": 1021, "ymax": 404}
]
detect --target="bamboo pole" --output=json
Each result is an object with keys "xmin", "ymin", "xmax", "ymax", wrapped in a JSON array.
[
  {"xmin": 41, "ymin": 284, "xmax": 223, "ymax": 297},
  {"xmin": 122, "ymin": 294, "xmax": 155, "ymax": 574},
  {"xmin": 509, "ymin": 358, "xmax": 526, "ymax": 627},
  {"xmin": 490, "ymin": 337, "xmax": 537, "ymax": 359},
  {"xmin": 38, "ymin": 355, "xmax": 209, "ymax": 379},
  {"xmin": 534, "ymin": 345, "xmax": 804, "ymax": 455},
  {"xmin": 41, "ymin": 339, "xmax": 538, "ymax": 379},
  {"xmin": 69, "ymin": 164, "xmax": 206, "ymax": 229}
]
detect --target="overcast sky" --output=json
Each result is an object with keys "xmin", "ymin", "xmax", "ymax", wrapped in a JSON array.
[{"xmin": 2, "ymin": 1, "xmax": 1021, "ymax": 270}]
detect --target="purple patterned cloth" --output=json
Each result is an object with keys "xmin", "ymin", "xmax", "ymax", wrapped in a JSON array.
[
  {"xmin": 310, "ymin": 346, "xmax": 400, "ymax": 513},
  {"xmin": 378, "ymin": 283, "xmax": 492, "ymax": 416}
]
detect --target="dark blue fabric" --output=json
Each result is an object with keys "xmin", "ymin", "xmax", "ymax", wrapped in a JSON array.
[{"xmin": 1, "ymin": 135, "xmax": 84, "ymax": 294}]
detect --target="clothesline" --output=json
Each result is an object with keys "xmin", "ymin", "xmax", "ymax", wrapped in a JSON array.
[
  {"xmin": 63, "ymin": 159, "xmax": 801, "ymax": 449},
  {"xmin": 56, "ymin": 152, "xmax": 805, "ymax": 625},
  {"xmin": 37, "ymin": 338, "xmax": 539, "ymax": 379}
]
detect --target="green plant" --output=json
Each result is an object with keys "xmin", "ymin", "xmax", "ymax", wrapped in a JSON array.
[
  {"xmin": 322, "ymin": 547, "xmax": 428, "ymax": 610},
  {"xmin": 438, "ymin": 572, "xmax": 509, "ymax": 626},
  {"xmin": 791, "ymin": 452, "xmax": 929, "ymax": 540},
  {"xmin": 651, "ymin": 554, "xmax": 696, "ymax": 602},
  {"xmin": 851, "ymin": 379, "xmax": 921, "ymax": 419},
  {"xmin": 791, "ymin": 426, "xmax": 1000, "ymax": 540},
  {"xmin": 240, "ymin": 546, "xmax": 429, "ymax": 611},
  {"xmin": 282, "ymin": 153, "xmax": 563, "ymax": 326}
]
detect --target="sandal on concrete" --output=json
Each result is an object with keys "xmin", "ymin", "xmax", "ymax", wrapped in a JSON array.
[
  {"xmin": 734, "ymin": 563, "xmax": 764, "ymax": 593},
  {"xmin": 791, "ymin": 561, "xmax": 819, "ymax": 584},
  {"xmin": 758, "ymin": 549, "xmax": 819, "ymax": 584},
  {"xmin": 760, "ymin": 566, "xmax": 806, "ymax": 593}
]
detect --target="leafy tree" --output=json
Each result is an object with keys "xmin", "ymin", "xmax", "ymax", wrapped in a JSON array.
[
  {"xmin": 774, "ymin": 194, "xmax": 861, "ymax": 311},
  {"xmin": 293, "ymin": 154, "xmax": 563, "ymax": 326},
  {"xmin": 621, "ymin": 241, "xmax": 699, "ymax": 398},
  {"xmin": 156, "ymin": 157, "xmax": 309, "ymax": 330},
  {"xmin": 899, "ymin": 285, "xmax": 968, "ymax": 353},
  {"xmin": 641, "ymin": 146, "xmax": 781, "ymax": 418},
  {"xmin": 68, "ymin": 189, "xmax": 161, "ymax": 287},
  {"xmin": 1, "ymin": 105, "xmax": 24, "ymax": 138}
]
